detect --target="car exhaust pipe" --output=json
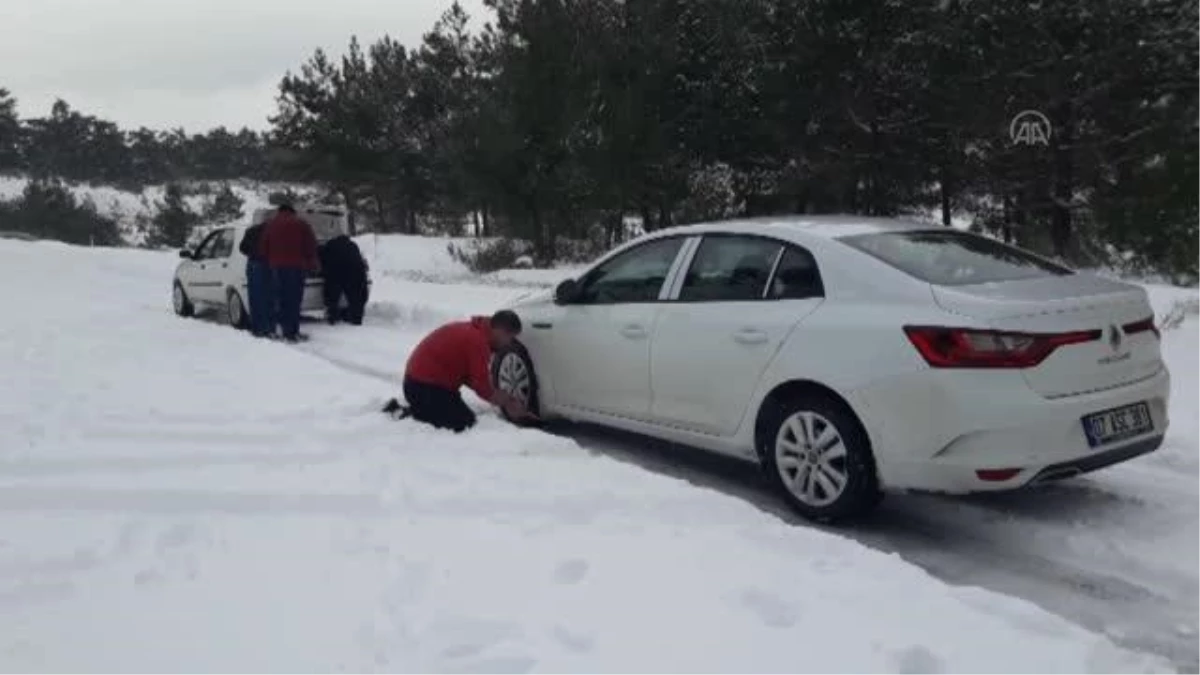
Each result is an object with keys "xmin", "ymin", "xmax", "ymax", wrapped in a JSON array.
[{"xmin": 1033, "ymin": 467, "xmax": 1084, "ymax": 484}]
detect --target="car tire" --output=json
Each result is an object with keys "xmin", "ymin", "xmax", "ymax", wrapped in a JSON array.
[
  {"xmin": 226, "ymin": 288, "xmax": 248, "ymax": 330},
  {"xmin": 758, "ymin": 393, "xmax": 882, "ymax": 523},
  {"xmin": 491, "ymin": 341, "xmax": 541, "ymax": 426},
  {"xmin": 173, "ymin": 280, "xmax": 194, "ymax": 318}
]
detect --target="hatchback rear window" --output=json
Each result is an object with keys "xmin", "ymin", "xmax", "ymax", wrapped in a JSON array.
[{"xmin": 839, "ymin": 230, "xmax": 1073, "ymax": 286}]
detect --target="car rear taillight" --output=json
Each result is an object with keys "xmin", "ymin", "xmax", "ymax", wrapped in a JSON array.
[
  {"xmin": 903, "ymin": 325, "xmax": 1101, "ymax": 369},
  {"xmin": 1122, "ymin": 316, "xmax": 1160, "ymax": 339}
]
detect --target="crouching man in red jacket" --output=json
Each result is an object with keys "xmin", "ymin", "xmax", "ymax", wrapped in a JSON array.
[{"xmin": 393, "ymin": 310, "xmax": 533, "ymax": 432}]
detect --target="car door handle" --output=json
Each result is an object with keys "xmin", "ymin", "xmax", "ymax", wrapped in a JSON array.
[
  {"xmin": 532, "ymin": 322, "xmax": 553, "ymax": 330},
  {"xmin": 733, "ymin": 329, "xmax": 768, "ymax": 345},
  {"xmin": 620, "ymin": 324, "xmax": 648, "ymax": 339}
]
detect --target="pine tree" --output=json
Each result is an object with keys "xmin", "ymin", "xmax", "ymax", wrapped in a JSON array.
[
  {"xmin": 202, "ymin": 184, "xmax": 245, "ymax": 224},
  {"xmin": 0, "ymin": 88, "xmax": 21, "ymax": 173},
  {"xmin": 149, "ymin": 184, "xmax": 198, "ymax": 249}
]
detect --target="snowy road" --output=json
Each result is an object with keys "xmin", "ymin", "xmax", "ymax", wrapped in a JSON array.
[{"xmin": 0, "ymin": 236, "xmax": 1194, "ymax": 672}]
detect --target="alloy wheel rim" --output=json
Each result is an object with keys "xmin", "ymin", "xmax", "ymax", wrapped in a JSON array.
[
  {"xmin": 497, "ymin": 352, "xmax": 531, "ymax": 404},
  {"xmin": 173, "ymin": 285, "xmax": 184, "ymax": 313},
  {"xmin": 775, "ymin": 410, "xmax": 849, "ymax": 507}
]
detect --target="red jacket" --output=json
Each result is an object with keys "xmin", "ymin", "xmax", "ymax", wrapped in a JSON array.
[
  {"xmin": 259, "ymin": 212, "xmax": 318, "ymax": 270},
  {"xmin": 405, "ymin": 317, "xmax": 495, "ymax": 401}
]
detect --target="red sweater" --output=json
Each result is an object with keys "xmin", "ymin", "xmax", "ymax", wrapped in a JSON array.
[
  {"xmin": 259, "ymin": 212, "xmax": 318, "ymax": 270},
  {"xmin": 405, "ymin": 317, "xmax": 495, "ymax": 401}
]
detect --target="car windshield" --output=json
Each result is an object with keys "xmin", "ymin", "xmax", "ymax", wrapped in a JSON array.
[{"xmin": 840, "ymin": 230, "xmax": 1073, "ymax": 286}]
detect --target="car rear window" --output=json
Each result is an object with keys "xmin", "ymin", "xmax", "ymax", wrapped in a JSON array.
[{"xmin": 839, "ymin": 230, "xmax": 1073, "ymax": 286}]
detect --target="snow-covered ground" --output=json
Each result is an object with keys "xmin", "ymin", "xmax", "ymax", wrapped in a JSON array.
[{"xmin": 0, "ymin": 235, "xmax": 1195, "ymax": 672}]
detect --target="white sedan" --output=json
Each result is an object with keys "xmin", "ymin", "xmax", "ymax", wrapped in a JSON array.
[{"xmin": 494, "ymin": 216, "xmax": 1170, "ymax": 522}]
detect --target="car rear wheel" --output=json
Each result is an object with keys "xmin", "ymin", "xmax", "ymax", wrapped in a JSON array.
[
  {"xmin": 173, "ymin": 281, "xmax": 194, "ymax": 318},
  {"xmin": 226, "ymin": 289, "xmax": 248, "ymax": 330},
  {"xmin": 491, "ymin": 342, "xmax": 540, "ymax": 426},
  {"xmin": 760, "ymin": 393, "xmax": 881, "ymax": 522}
]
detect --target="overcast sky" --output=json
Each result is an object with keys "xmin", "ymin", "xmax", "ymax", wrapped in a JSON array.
[{"xmin": 1, "ymin": 0, "xmax": 486, "ymax": 132}]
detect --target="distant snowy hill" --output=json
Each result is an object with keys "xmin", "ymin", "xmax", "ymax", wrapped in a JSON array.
[{"xmin": 0, "ymin": 176, "xmax": 314, "ymax": 246}]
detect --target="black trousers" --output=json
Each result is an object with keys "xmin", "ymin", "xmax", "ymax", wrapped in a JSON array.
[
  {"xmin": 323, "ymin": 272, "xmax": 368, "ymax": 325},
  {"xmin": 403, "ymin": 379, "xmax": 477, "ymax": 433}
]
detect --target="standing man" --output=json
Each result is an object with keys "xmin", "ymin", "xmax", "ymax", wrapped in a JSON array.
[
  {"xmin": 238, "ymin": 220, "xmax": 273, "ymax": 337},
  {"xmin": 386, "ymin": 310, "xmax": 532, "ymax": 432},
  {"xmin": 259, "ymin": 204, "xmax": 319, "ymax": 343},
  {"xmin": 318, "ymin": 233, "xmax": 370, "ymax": 326}
]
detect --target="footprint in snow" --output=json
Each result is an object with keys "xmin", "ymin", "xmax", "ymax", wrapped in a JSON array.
[
  {"xmin": 739, "ymin": 588, "xmax": 798, "ymax": 629},
  {"xmin": 552, "ymin": 625, "xmax": 594, "ymax": 653},
  {"xmin": 446, "ymin": 655, "xmax": 537, "ymax": 674},
  {"xmin": 553, "ymin": 558, "xmax": 589, "ymax": 585},
  {"xmin": 892, "ymin": 645, "xmax": 944, "ymax": 674}
]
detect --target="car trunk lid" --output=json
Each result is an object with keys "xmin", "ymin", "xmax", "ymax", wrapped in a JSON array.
[{"xmin": 932, "ymin": 274, "xmax": 1163, "ymax": 398}]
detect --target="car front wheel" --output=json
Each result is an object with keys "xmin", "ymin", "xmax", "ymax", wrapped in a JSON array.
[
  {"xmin": 759, "ymin": 393, "xmax": 881, "ymax": 522},
  {"xmin": 227, "ymin": 289, "xmax": 248, "ymax": 330},
  {"xmin": 173, "ymin": 280, "xmax": 194, "ymax": 318},
  {"xmin": 491, "ymin": 342, "xmax": 540, "ymax": 426}
]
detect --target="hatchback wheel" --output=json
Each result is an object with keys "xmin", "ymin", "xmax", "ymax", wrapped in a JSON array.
[
  {"xmin": 760, "ymin": 393, "xmax": 881, "ymax": 522},
  {"xmin": 173, "ymin": 281, "xmax": 194, "ymax": 318},
  {"xmin": 491, "ymin": 343, "xmax": 540, "ymax": 425},
  {"xmin": 227, "ymin": 289, "xmax": 248, "ymax": 330}
]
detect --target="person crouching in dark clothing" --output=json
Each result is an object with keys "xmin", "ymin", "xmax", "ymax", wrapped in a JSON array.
[
  {"xmin": 396, "ymin": 310, "xmax": 532, "ymax": 432},
  {"xmin": 259, "ymin": 204, "xmax": 319, "ymax": 342},
  {"xmin": 239, "ymin": 221, "xmax": 274, "ymax": 337},
  {"xmin": 318, "ymin": 234, "xmax": 369, "ymax": 325}
]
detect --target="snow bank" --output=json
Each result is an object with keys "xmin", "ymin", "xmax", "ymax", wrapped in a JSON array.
[
  {"xmin": 357, "ymin": 233, "xmax": 584, "ymax": 291},
  {"xmin": 0, "ymin": 239, "xmax": 1170, "ymax": 672}
]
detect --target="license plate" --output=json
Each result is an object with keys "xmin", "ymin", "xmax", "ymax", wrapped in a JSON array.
[{"xmin": 1082, "ymin": 402, "xmax": 1153, "ymax": 448}]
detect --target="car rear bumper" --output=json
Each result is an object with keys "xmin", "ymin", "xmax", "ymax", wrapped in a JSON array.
[{"xmin": 848, "ymin": 364, "xmax": 1171, "ymax": 493}]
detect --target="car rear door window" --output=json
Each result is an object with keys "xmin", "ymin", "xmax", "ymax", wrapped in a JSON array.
[
  {"xmin": 768, "ymin": 246, "xmax": 824, "ymax": 299},
  {"xmin": 678, "ymin": 236, "xmax": 783, "ymax": 302},
  {"xmin": 840, "ymin": 229, "xmax": 1072, "ymax": 286},
  {"xmin": 578, "ymin": 237, "xmax": 684, "ymax": 304}
]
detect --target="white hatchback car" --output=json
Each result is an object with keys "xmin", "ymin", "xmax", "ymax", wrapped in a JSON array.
[
  {"xmin": 172, "ymin": 208, "xmax": 367, "ymax": 328},
  {"xmin": 494, "ymin": 216, "xmax": 1170, "ymax": 521}
]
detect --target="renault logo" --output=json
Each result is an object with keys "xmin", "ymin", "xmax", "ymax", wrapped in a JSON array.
[{"xmin": 1108, "ymin": 324, "xmax": 1123, "ymax": 352}]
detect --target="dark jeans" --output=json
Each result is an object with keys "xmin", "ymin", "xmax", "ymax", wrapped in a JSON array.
[
  {"xmin": 403, "ymin": 378, "xmax": 477, "ymax": 433},
  {"xmin": 246, "ymin": 259, "xmax": 275, "ymax": 337},
  {"xmin": 274, "ymin": 267, "xmax": 306, "ymax": 339},
  {"xmin": 323, "ymin": 273, "xmax": 368, "ymax": 325}
]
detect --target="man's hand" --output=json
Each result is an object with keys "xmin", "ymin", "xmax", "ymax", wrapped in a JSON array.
[
  {"xmin": 496, "ymin": 393, "xmax": 538, "ymax": 422},
  {"xmin": 502, "ymin": 398, "xmax": 530, "ymax": 419}
]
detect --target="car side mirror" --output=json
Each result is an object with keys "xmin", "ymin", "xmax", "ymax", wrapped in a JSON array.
[
  {"xmin": 554, "ymin": 279, "xmax": 580, "ymax": 305},
  {"xmin": 179, "ymin": 250, "xmax": 192, "ymax": 259}
]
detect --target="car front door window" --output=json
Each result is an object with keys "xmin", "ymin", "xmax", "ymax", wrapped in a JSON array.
[
  {"xmin": 210, "ymin": 229, "xmax": 234, "ymax": 259},
  {"xmin": 578, "ymin": 237, "xmax": 684, "ymax": 305}
]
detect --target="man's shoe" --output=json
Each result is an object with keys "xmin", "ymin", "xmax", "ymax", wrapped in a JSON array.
[{"xmin": 382, "ymin": 398, "xmax": 411, "ymax": 419}]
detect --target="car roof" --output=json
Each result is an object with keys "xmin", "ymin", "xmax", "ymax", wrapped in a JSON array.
[{"xmin": 657, "ymin": 214, "xmax": 933, "ymax": 240}]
